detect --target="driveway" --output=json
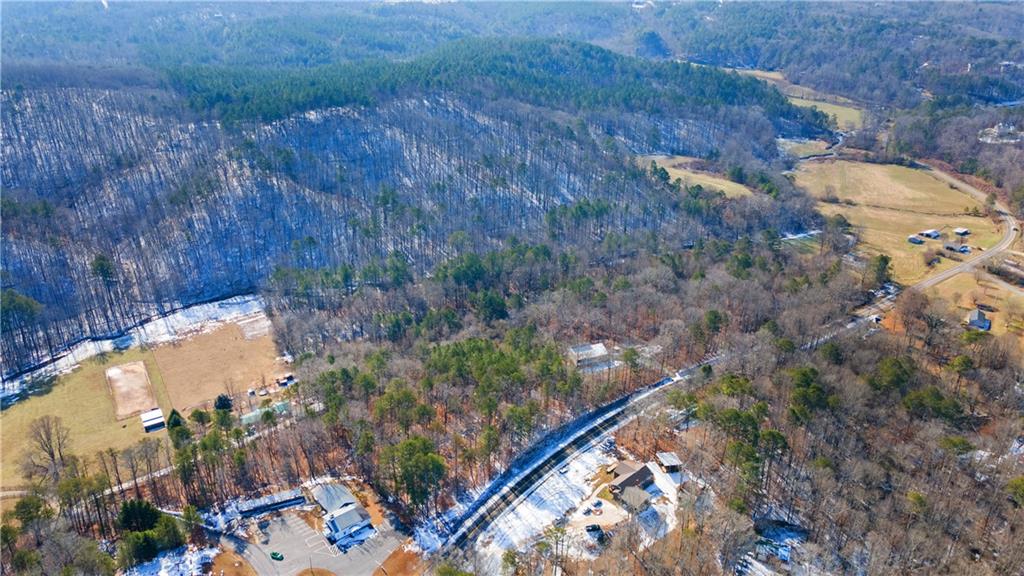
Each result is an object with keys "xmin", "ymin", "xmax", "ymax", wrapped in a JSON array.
[{"xmin": 222, "ymin": 510, "xmax": 403, "ymax": 576}]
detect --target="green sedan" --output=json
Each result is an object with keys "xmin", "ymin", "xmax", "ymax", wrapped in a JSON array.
[{"xmin": 270, "ymin": 552, "xmax": 284, "ymax": 561}]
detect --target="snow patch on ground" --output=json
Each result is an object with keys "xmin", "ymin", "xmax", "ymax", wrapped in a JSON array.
[
  {"xmin": 473, "ymin": 444, "xmax": 615, "ymax": 571},
  {"xmin": 411, "ymin": 484, "xmax": 488, "ymax": 554},
  {"xmin": 2, "ymin": 295, "xmax": 267, "ymax": 401},
  {"xmin": 124, "ymin": 546, "xmax": 219, "ymax": 576}
]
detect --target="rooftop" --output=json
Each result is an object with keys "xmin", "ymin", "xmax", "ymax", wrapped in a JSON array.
[
  {"xmin": 310, "ymin": 483, "xmax": 359, "ymax": 514},
  {"xmin": 569, "ymin": 342, "xmax": 608, "ymax": 360},
  {"xmin": 656, "ymin": 451, "xmax": 682, "ymax": 467}
]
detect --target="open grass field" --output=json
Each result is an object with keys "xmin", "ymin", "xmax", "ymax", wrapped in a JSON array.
[
  {"xmin": 779, "ymin": 138, "xmax": 831, "ymax": 159},
  {"xmin": 929, "ymin": 273, "xmax": 1024, "ymax": 338},
  {"xmin": 153, "ymin": 323, "xmax": 285, "ymax": 411},
  {"xmin": 1, "ymin": 348, "xmax": 171, "ymax": 489},
  {"xmin": 1, "ymin": 322, "xmax": 283, "ymax": 489},
  {"xmin": 796, "ymin": 161, "xmax": 988, "ymax": 214},
  {"xmin": 796, "ymin": 160, "xmax": 1003, "ymax": 284},
  {"xmin": 642, "ymin": 155, "xmax": 752, "ymax": 198},
  {"xmin": 789, "ymin": 97, "xmax": 864, "ymax": 131},
  {"xmin": 725, "ymin": 67, "xmax": 864, "ymax": 130}
]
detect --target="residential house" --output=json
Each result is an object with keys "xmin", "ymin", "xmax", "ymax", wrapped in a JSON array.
[
  {"xmin": 310, "ymin": 483, "xmax": 374, "ymax": 548},
  {"xmin": 568, "ymin": 343, "xmax": 611, "ymax": 370},
  {"xmin": 966, "ymin": 309, "xmax": 991, "ymax": 331}
]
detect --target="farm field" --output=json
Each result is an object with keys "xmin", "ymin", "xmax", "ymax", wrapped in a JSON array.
[
  {"xmin": 726, "ymin": 67, "xmax": 864, "ymax": 130},
  {"xmin": 789, "ymin": 97, "xmax": 864, "ymax": 131},
  {"xmin": 153, "ymin": 323, "xmax": 286, "ymax": 412},
  {"xmin": 1, "ymin": 322, "xmax": 283, "ymax": 489},
  {"xmin": 796, "ymin": 160, "xmax": 1002, "ymax": 284},
  {"xmin": 779, "ymin": 138, "xmax": 831, "ymax": 158},
  {"xmin": 642, "ymin": 155, "xmax": 752, "ymax": 198},
  {"xmin": 928, "ymin": 273, "xmax": 1024, "ymax": 338},
  {"xmin": 1, "ymin": 348, "xmax": 170, "ymax": 489}
]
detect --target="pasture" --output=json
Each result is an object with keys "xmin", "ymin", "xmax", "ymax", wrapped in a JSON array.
[
  {"xmin": 0, "ymin": 322, "xmax": 283, "ymax": 489},
  {"xmin": 779, "ymin": 138, "xmax": 831, "ymax": 159},
  {"xmin": 153, "ymin": 323, "xmax": 286, "ymax": 412},
  {"xmin": 642, "ymin": 155, "xmax": 752, "ymax": 198},
  {"xmin": 1, "ymin": 349, "xmax": 170, "ymax": 489},
  {"xmin": 796, "ymin": 160, "xmax": 1002, "ymax": 284},
  {"xmin": 790, "ymin": 97, "xmax": 864, "ymax": 131},
  {"xmin": 726, "ymin": 67, "xmax": 864, "ymax": 130}
]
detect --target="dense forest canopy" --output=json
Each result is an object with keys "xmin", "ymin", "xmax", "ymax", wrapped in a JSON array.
[
  {"xmin": 4, "ymin": 1, "xmax": 1023, "ymax": 108},
  {"xmin": 167, "ymin": 38, "xmax": 827, "ymax": 125}
]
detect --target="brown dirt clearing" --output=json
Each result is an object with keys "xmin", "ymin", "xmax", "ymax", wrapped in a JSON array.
[
  {"xmin": 106, "ymin": 360, "xmax": 157, "ymax": 419},
  {"xmin": 153, "ymin": 323, "xmax": 285, "ymax": 412}
]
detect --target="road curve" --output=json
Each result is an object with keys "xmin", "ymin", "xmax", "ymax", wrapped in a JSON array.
[
  {"xmin": 910, "ymin": 164, "xmax": 1019, "ymax": 292},
  {"xmin": 442, "ymin": 163, "xmax": 1019, "ymax": 555}
]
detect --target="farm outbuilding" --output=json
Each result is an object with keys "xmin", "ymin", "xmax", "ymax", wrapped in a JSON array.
[
  {"xmin": 140, "ymin": 408, "xmax": 165, "ymax": 433},
  {"xmin": 954, "ymin": 227, "xmax": 970, "ymax": 236},
  {"xmin": 919, "ymin": 229, "xmax": 941, "ymax": 239}
]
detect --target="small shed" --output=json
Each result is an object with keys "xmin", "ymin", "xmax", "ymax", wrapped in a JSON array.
[
  {"xmin": 907, "ymin": 236, "xmax": 924, "ymax": 245},
  {"xmin": 656, "ymin": 452, "xmax": 683, "ymax": 473},
  {"xmin": 920, "ymin": 229, "xmax": 941, "ymax": 239},
  {"xmin": 966, "ymin": 309, "xmax": 991, "ymax": 331},
  {"xmin": 140, "ymin": 408, "xmax": 166, "ymax": 433},
  {"xmin": 954, "ymin": 227, "xmax": 970, "ymax": 236}
]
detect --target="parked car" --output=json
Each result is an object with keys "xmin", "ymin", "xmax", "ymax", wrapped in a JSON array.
[{"xmin": 270, "ymin": 552, "xmax": 284, "ymax": 561}]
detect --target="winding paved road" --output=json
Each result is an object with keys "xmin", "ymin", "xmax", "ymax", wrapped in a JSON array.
[{"xmin": 442, "ymin": 162, "xmax": 1020, "ymax": 556}]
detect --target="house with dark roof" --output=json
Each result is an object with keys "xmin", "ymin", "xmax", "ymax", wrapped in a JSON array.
[
  {"xmin": 609, "ymin": 463, "xmax": 654, "ymax": 495},
  {"xmin": 966, "ymin": 309, "xmax": 991, "ymax": 331}
]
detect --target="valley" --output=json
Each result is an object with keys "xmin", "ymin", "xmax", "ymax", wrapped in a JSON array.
[{"xmin": 2, "ymin": 3, "xmax": 1023, "ymax": 576}]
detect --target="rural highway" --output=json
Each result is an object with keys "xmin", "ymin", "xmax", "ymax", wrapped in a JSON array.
[{"xmin": 441, "ymin": 163, "xmax": 1021, "ymax": 555}]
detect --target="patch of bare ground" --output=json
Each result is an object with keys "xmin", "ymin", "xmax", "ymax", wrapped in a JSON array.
[
  {"xmin": 375, "ymin": 540, "xmax": 424, "ymax": 576},
  {"xmin": 209, "ymin": 550, "xmax": 258, "ymax": 576}
]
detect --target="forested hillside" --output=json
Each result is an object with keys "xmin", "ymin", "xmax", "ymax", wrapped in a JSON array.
[{"xmin": 0, "ymin": 37, "xmax": 824, "ymax": 377}]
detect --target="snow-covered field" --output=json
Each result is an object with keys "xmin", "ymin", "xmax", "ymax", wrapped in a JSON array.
[
  {"xmin": 123, "ymin": 546, "xmax": 220, "ymax": 576},
  {"xmin": 1, "ymin": 294, "xmax": 268, "ymax": 400}
]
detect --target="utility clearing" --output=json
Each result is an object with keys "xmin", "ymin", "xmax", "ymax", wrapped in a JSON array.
[{"xmin": 795, "ymin": 160, "xmax": 1002, "ymax": 284}]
